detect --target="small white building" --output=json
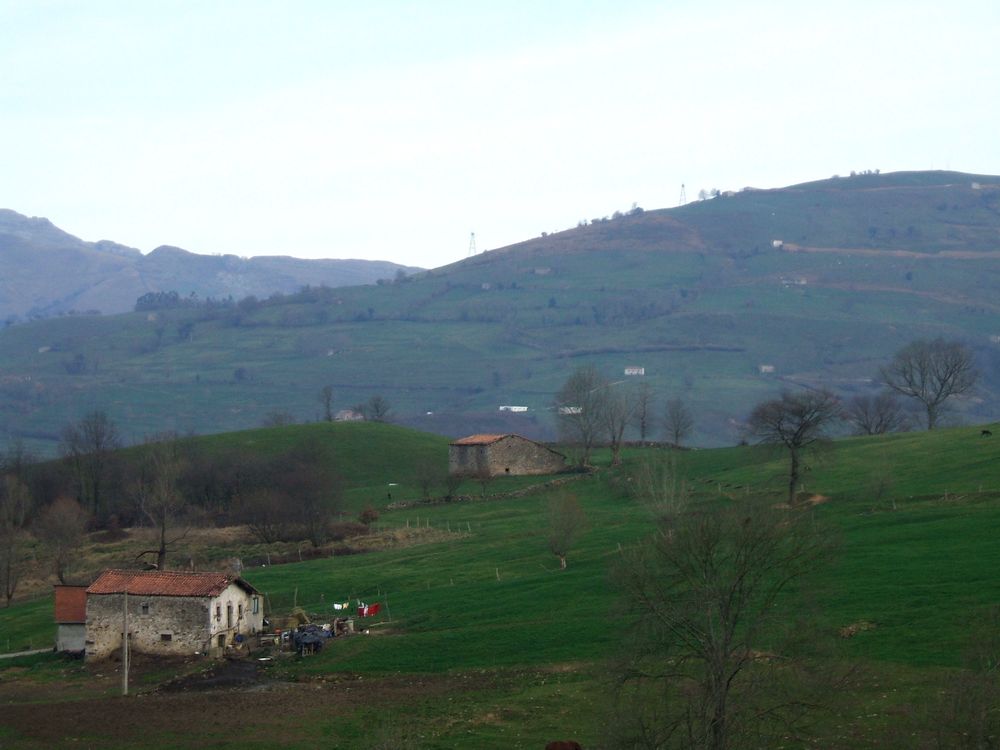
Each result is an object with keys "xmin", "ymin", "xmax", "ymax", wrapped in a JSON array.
[
  {"xmin": 624, "ymin": 367, "xmax": 645, "ymax": 376},
  {"xmin": 85, "ymin": 570, "xmax": 263, "ymax": 660},
  {"xmin": 758, "ymin": 364, "xmax": 776, "ymax": 374},
  {"xmin": 498, "ymin": 405, "xmax": 529, "ymax": 412}
]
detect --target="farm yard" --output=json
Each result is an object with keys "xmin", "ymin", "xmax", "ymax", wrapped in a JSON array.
[{"xmin": 2, "ymin": 421, "xmax": 1000, "ymax": 747}]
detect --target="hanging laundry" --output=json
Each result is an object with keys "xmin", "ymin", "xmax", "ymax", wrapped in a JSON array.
[
  {"xmin": 357, "ymin": 602, "xmax": 381, "ymax": 617},
  {"xmin": 333, "ymin": 602, "xmax": 350, "ymax": 611}
]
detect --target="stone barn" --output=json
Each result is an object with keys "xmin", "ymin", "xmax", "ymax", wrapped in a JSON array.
[
  {"xmin": 85, "ymin": 569, "xmax": 263, "ymax": 660},
  {"xmin": 449, "ymin": 434, "xmax": 566, "ymax": 477},
  {"xmin": 54, "ymin": 584, "xmax": 88, "ymax": 654}
]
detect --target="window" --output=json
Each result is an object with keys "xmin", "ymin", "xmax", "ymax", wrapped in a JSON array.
[
  {"xmin": 160, "ymin": 633, "xmax": 172, "ymax": 642},
  {"xmin": 252, "ymin": 596, "xmax": 259, "ymax": 614},
  {"xmin": 215, "ymin": 604, "xmax": 221, "ymax": 620},
  {"xmin": 227, "ymin": 603, "xmax": 233, "ymax": 628},
  {"xmin": 141, "ymin": 603, "xmax": 149, "ymax": 615},
  {"xmin": 238, "ymin": 603, "xmax": 243, "ymax": 620}
]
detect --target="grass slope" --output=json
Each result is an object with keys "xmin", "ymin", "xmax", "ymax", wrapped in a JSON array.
[
  {"xmin": 3, "ymin": 423, "xmax": 1000, "ymax": 746},
  {"xmin": 3, "ymin": 171, "xmax": 1000, "ymax": 455}
]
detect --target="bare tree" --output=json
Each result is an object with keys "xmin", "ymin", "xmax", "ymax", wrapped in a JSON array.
[
  {"xmin": 555, "ymin": 366, "xmax": 608, "ymax": 467},
  {"xmin": 132, "ymin": 436, "xmax": 189, "ymax": 570},
  {"xmin": 319, "ymin": 385, "xmax": 334, "ymax": 422},
  {"xmin": 547, "ymin": 491, "xmax": 587, "ymax": 569},
  {"xmin": 365, "ymin": 395, "xmax": 393, "ymax": 422},
  {"xmin": 633, "ymin": 382, "xmax": 656, "ymax": 442},
  {"xmin": 844, "ymin": 391, "xmax": 908, "ymax": 435},
  {"xmin": 627, "ymin": 451, "xmax": 691, "ymax": 520},
  {"xmin": 34, "ymin": 496, "xmax": 89, "ymax": 584},
  {"xmin": 663, "ymin": 398, "xmax": 694, "ymax": 447},
  {"xmin": 603, "ymin": 383, "xmax": 638, "ymax": 466},
  {"xmin": 61, "ymin": 410, "xmax": 121, "ymax": 519},
  {"xmin": 880, "ymin": 338, "xmax": 978, "ymax": 429},
  {"xmin": 747, "ymin": 390, "xmax": 841, "ymax": 505},
  {"xmin": 0, "ymin": 474, "xmax": 33, "ymax": 606},
  {"xmin": 611, "ymin": 499, "xmax": 832, "ymax": 749}
]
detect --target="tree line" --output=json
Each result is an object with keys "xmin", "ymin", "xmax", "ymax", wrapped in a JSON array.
[{"xmin": 0, "ymin": 415, "xmax": 348, "ymax": 606}]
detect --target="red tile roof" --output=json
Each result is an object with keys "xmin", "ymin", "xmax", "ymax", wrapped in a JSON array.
[
  {"xmin": 54, "ymin": 585, "xmax": 87, "ymax": 623},
  {"xmin": 86, "ymin": 570, "xmax": 258, "ymax": 598},
  {"xmin": 450, "ymin": 434, "xmax": 511, "ymax": 446}
]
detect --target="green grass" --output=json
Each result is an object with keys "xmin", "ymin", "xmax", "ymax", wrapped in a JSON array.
[{"xmin": 4, "ymin": 423, "xmax": 1000, "ymax": 746}]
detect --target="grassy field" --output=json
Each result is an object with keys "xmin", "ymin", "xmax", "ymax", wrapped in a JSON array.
[{"xmin": 3, "ymin": 422, "xmax": 1000, "ymax": 746}]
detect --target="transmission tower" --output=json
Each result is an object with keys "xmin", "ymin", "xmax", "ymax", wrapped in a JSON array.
[
  {"xmin": 467, "ymin": 231, "xmax": 477, "ymax": 257},
  {"xmin": 678, "ymin": 183, "xmax": 687, "ymax": 205}
]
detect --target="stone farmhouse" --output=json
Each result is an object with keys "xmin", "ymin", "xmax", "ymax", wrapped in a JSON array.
[
  {"xmin": 449, "ymin": 434, "xmax": 566, "ymax": 477},
  {"xmin": 85, "ymin": 569, "xmax": 263, "ymax": 660}
]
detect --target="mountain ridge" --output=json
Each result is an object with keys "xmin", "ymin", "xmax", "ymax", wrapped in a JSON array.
[{"xmin": 0, "ymin": 209, "xmax": 421, "ymax": 320}]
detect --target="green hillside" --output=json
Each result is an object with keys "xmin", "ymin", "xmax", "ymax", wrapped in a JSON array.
[
  {"xmin": 2, "ymin": 170, "xmax": 1000, "ymax": 455},
  {"xmin": 4, "ymin": 422, "xmax": 1000, "ymax": 746}
]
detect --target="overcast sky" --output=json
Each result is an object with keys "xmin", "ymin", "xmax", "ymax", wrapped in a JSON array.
[{"xmin": 2, "ymin": 0, "xmax": 998, "ymax": 270}]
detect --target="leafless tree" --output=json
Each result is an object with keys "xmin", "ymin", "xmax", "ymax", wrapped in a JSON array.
[
  {"xmin": 132, "ymin": 436, "xmax": 189, "ymax": 570},
  {"xmin": 663, "ymin": 398, "xmax": 694, "ymax": 447},
  {"xmin": 633, "ymin": 382, "xmax": 656, "ymax": 442},
  {"xmin": 611, "ymin": 499, "xmax": 833, "ymax": 749},
  {"xmin": 603, "ymin": 383, "xmax": 638, "ymax": 466},
  {"xmin": 34, "ymin": 496, "xmax": 89, "ymax": 584},
  {"xmin": 627, "ymin": 450, "xmax": 691, "ymax": 520},
  {"xmin": 555, "ymin": 366, "xmax": 608, "ymax": 467},
  {"xmin": 547, "ymin": 491, "xmax": 587, "ymax": 569},
  {"xmin": 61, "ymin": 410, "xmax": 121, "ymax": 519},
  {"xmin": 365, "ymin": 395, "xmax": 393, "ymax": 422},
  {"xmin": 880, "ymin": 338, "xmax": 978, "ymax": 429},
  {"xmin": 844, "ymin": 391, "xmax": 908, "ymax": 435},
  {"xmin": 0, "ymin": 474, "xmax": 34, "ymax": 606},
  {"xmin": 747, "ymin": 390, "xmax": 841, "ymax": 505},
  {"xmin": 319, "ymin": 385, "xmax": 334, "ymax": 422}
]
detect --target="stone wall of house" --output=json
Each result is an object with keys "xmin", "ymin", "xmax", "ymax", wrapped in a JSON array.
[
  {"xmin": 207, "ymin": 584, "xmax": 265, "ymax": 656},
  {"xmin": 86, "ymin": 594, "xmax": 210, "ymax": 659},
  {"xmin": 449, "ymin": 444, "xmax": 489, "ymax": 476},
  {"xmin": 449, "ymin": 437, "xmax": 565, "ymax": 477},
  {"xmin": 486, "ymin": 437, "xmax": 565, "ymax": 476}
]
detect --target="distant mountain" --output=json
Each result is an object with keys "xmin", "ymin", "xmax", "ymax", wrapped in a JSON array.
[
  {"xmin": 0, "ymin": 209, "xmax": 421, "ymax": 320},
  {"xmin": 3, "ymin": 171, "xmax": 1000, "ymax": 454}
]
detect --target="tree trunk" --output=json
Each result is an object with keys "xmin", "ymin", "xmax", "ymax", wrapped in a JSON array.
[
  {"xmin": 559, "ymin": 554, "xmax": 567, "ymax": 570},
  {"xmin": 788, "ymin": 448, "xmax": 800, "ymax": 505}
]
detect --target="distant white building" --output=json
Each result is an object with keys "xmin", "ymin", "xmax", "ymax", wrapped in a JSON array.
[
  {"xmin": 334, "ymin": 409, "xmax": 364, "ymax": 421},
  {"xmin": 772, "ymin": 240, "xmax": 784, "ymax": 249},
  {"xmin": 624, "ymin": 367, "xmax": 645, "ymax": 376},
  {"xmin": 758, "ymin": 364, "xmax": 776, "ymax": 374},
  {"xmin": 558, "ymin": 406, "xmax": 583, "ymax": 415},
  {"xmin": 990, "ymin": 335, "xmax": 1000, "ymax": 344},
  {"xmin": 498, "ymin": 405, "xmax": 529, "ymax": 413}
]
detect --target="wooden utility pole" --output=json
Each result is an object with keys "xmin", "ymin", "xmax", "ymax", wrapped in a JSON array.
[{"xmin": 122, "ymin": 589, "xmax": 129, "ymax": 696}]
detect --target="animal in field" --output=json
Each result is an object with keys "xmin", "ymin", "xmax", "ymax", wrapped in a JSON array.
[
  {"xmin": 982, "ymin": 429, "xmax": 993, "ymax": 437},
  {"xmin": 545, "ymin": 742, "xmax": 583, "ymax": 750}
]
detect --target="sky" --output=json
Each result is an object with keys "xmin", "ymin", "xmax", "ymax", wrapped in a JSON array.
[{"xmin": 2, "ymin": 0, "xmax": 999, "ymax": 270}]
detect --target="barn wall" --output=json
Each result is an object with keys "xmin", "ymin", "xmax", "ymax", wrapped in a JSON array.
[
  {"xmin": 449, "ymin": 437, "xmax": 565, "ymax": 477},
  {"xmin": 486, "ymin": 437, "xmax": 565, "ymax": 476},
  {"xmin": 86, "ymin": 594, "xmax": 210, "ymax": 659},
  {"xmin": 449, "ymin": 444, "xmax": 488, "ymax": 476}
]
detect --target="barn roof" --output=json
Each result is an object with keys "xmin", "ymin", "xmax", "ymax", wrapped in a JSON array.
[
  {"xmin": 450, "ymin": 433, "xmax": 513, "ymax": 446},
  {"xmin": 54, "ymin": 585, "xmax": 88, "ymax": 623},
  {"xmin": 86, "ymin": 570, "xmax": 259, "ymax": 598}
]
